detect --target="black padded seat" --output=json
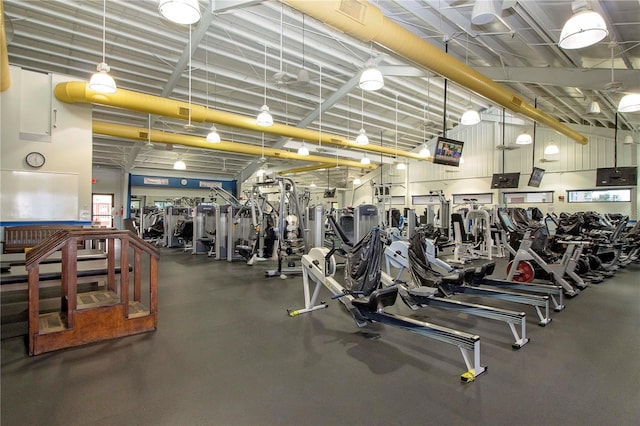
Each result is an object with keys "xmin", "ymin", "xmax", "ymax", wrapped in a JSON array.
[
  {"xmin": 351, "ymin": 286, "xmax": 398, "ymax": 313},
  {"xmin": 407, "ymin": 286, "xmax": 439, "ymax": 298}
]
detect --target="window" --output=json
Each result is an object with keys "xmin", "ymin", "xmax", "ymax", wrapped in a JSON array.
[
  {"xmin": 503, "ymin": 191, "xmax": 554, "ymax": 204},
  {"xmin": 452, "ymin": 193, "xmax": 493, "ymax": 205},
  {"xmin": 567, "ymin": 188, "xmax": 631, "ymax": 203}
]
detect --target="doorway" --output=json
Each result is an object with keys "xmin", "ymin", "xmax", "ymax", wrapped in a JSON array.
[{"xmin": 92, "ymin": 193, "xmax": 114, "ymax": 227}]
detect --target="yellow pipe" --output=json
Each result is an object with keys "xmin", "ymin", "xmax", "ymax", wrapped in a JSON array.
[
  {"xmin": 277, "ymin": 164, "xmax": 337, "ymax": 175},
  {"xmin": 92, "ymin": 121, "xmax": 377, "ymax": 171},
  {"xmin": 0, "ymin": 0, "xmax": 10, "ymax": 92},
  {"xmin": 56, "ymin": 81, "xmax": 427, "ymax": 160},
  {"xmin": 282, "ymin": 0, "xmax": 588, "ymax": 145}
]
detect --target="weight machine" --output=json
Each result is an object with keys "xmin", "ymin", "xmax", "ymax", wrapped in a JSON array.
[
  {"xmin": 192, "ymin": 204, "xmax": 216, "ymax": 255},
  {"xmin": 163, "ymin": 206, "xmax": 191, "ymax": 248},
  {"xmin": 265, "ymin": 178, "xmax": 308, "ymax": 278}
]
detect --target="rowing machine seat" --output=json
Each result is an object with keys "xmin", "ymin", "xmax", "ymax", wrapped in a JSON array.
[{"xmin": 351, "ymin": 286, "xmax": 399, "ymax": 313}]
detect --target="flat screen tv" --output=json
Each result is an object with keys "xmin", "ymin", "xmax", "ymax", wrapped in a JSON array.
[
  {"xmin": 595, "ymin": 167, "xmax": 637, "ymax": 187},
  {"xmin": 528, "ymin": 167, "xmax": 545, "ymax": 187},
  {"xmin": 433, "ymin": 136, "xmax": 464, "ymax": 167},
  {"xmin": 323, "ymin": 188, "xmax": 336, "ymax": 198},
  {"xmin": 491, "ymin": 172, "xmax": 520, "ymax": 189}
]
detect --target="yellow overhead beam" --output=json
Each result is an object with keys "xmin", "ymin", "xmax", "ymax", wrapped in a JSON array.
[
  {"xmin": 282, "ymin": 0, "xmax": 588, "ymax": 144},
  {"xmin": 55, "ymin": 81, "xmax": 428, "ymax": 160},
  {"xmin": 92, "ymin": 121, "xmax": 377, "ymax": 171},
  {"xmin": 0, "ymin": 0, "xmax": 11, "ymax": 92}
]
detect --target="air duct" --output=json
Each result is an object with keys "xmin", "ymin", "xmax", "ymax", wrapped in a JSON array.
[
  {"xmin": 1, "ymin": 0, "xmax": 11, "ymax": 92},
  {"xmin": 55, "ymin": 81, "xmax": 427, "ymax": 161},
  {"xmin": 282, "ymin": 0, "xmax": 588, "ymax": 145},
  {"xmin": 92, "ymin": 121, "xmax": 377, "ymax": 171}
]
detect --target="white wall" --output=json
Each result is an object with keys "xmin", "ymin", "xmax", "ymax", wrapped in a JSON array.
[
  {"xmin": 0, "ymin": 66, "xmax": 93, "ymax": 224},
  {"xmin": 351, "ymin": 120, "xmax": 639, "ymax": 219}
]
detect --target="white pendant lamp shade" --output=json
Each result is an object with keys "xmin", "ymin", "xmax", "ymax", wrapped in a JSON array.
[
  {"xmin": 618, "ymin": 93, "xmax": 640, "ymax": 113},
  {"xmin": 353, "ymin": 177, "xmax": 361, "ymax": 185},
  {"xmin": 173, "ymin": 159, "xmax": 186, "ymax": 170},
  {"xmin": 256, "ymin": 104, "xmax": 274, "ymax": 126},
  {"xmin": 158, "ymin": 0, "xmax": 201, "ymax": 25},
  {"xmin": 586, "ymin": 101, "xmax": 601, "ymax": 114},
  {"xmin": 460, "ymin": 109, "xmax": 480, "ymax": 125},
  {"xmin": 90, "ymin": 0, "xmax": 116, "ymax": 94},
  {"xmin": 256, "ymin": 167, "xmax": 266, "ymax": 177},
  {"xmin": 309, "ymin": 182, "xmax": 317, "ymax": 188},
  {"xmin": 359, "ymin": 67, "xmax": 384, "ymax": 91},
  {"xmin": 516, "ymin": 132, "xmax": 533, "ymax": 145},
  {"xmin": 89, "ymin": 62, "xmax": 117, "ymax": 94},
  {"xmin": 471, "ymin": 0, "xmax": 498, "ymax": 25},
  {"xmin": 360, "ymin": 155, "xmax": 371, "ymax": 165},
  {"xmin": 544, "ymin": 144, "xmax": 560, "ymax": 155},
  {"xmin": 419, "ymin": 145, "xmax": 431, "ymax": 158},
  {"xmin": 297, "ymin": 143, "xmax": 310, "ymax": 156},
  {"xmin": 396, "ymin": 162, "xmax": 407, "ymax": 170},
  {"xmin": 355, "ymin": 128, "xmax": 369, "ymax": 145},
  {"xmin": 623, "ymin": 135, "xmax": 634, "ymax": 145},
  {"xmin": 558, "ymin": 9, "xmax": 608, "ymax": 50},
  {"xmin": 206, "ymin": 124, "xmax": 221, "ymax": 143}
]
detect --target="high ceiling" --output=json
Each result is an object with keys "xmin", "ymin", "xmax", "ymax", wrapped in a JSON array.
[{"xmin": 3, "ymin": 0, "xmax": 639, "ymax": 189}]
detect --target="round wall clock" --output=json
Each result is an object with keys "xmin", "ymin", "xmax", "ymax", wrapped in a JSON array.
[{"xmin": 26, "ymin": 152, "xmax": 46, "ymax": 168}]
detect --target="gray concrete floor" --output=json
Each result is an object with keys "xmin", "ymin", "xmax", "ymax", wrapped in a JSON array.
[{"xmin": 2, "ymin": 248, "xmax": 639, "ymax": 426}]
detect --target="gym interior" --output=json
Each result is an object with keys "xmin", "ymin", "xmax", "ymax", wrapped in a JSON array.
[{"xmin": 1, "ymin": 1, "xmax": 639, "ymax": 425}]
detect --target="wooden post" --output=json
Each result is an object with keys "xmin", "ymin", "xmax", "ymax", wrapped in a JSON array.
[
  {"xmin": 120, "ymin": 239, "xmax": 130, "ymax": 317},
  {"xmin": 27, "ymin": 266, "xmax": 40, "ymax": 355},
  {"xmin": 107, "ymin": 238, "xmax": 116, "ymax": 292},
  {"xmin": 134, "ymin": 250, "xmax": 142, "ymax": 302}
]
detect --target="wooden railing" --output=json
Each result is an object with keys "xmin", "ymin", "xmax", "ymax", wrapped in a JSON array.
[{"xmin": 25, "ymin": 229, "xmax": 159, "ymax": 355}]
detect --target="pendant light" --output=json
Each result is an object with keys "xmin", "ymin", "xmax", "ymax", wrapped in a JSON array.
[
  {"xmin": 460, "ymin": 108, "xmax": 480, "ymax": 126},
  {"xmin": 158, "ymin": 0, "xmax": 201, "ymax": 25},
  {"xmin": 516, "ymin": 131, "xmax": 533, "ymax": 145},
  {"xmin": 471, "ymin": 0, "xmax": 499, "ymax": 25},
  {"xmin": 558, "ymin": 1, "xmax": 608, "ymax": 50},
  {"xmin": 359, "ymin": 60, "xmax": 384, "ymax": 91},
  {"xmin": 360, "ymin": 154, "xmax": 371, "ymax": 165},
  {"xmin": 173, "ymin": 155, "xmax": 186, "ymax": 170},
  {"xmin": 544, "ymin": 143, "xmax": 560, "ymax": 155},
  {"xmin": 353, "ymin": 177, "xmax": 362, "ymax": 185},
  {"xmin": 256, "ymin": 44, "xmax": 273, "ymax": 126},
  {"xmin": 89, "ymin": 0, "xmax": 116, "ymax": 94},
  {"xmin": 618, "ymin": 93, "xmax": 640, "ymax": 113},
  {"xmin": 297, "ymin": 143, "xmax": 310, "ymax": 156},
  {"xmin": 355, "ymin": 90, "xmax": 369, "ymax": 145},
  {"xmin": 586, "ymin": 100, "xmax": 601, "ymax": 114}
]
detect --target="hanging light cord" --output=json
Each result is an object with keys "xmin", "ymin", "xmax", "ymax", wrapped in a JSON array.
[
  {"xmin": 101, "ymin": 0, "xmax": 106, "ymax": 63},
  {"xmin": 361, "ymin": 89, "xmax": 365, "ymax": 128},
  {"xmin": 188, "ymin": 25, "xmax": 192, "ymax": 126},
  {"xmin": 395, "ymin": 94, "xmax": 399, "ymax": 160},
  {"xmin": 319, "ymin": 65, "xmax": 322, "ymax": 148},
  {"xmin": 263, "ymin": 43, "xmax": 267, "ymax": 105}
]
